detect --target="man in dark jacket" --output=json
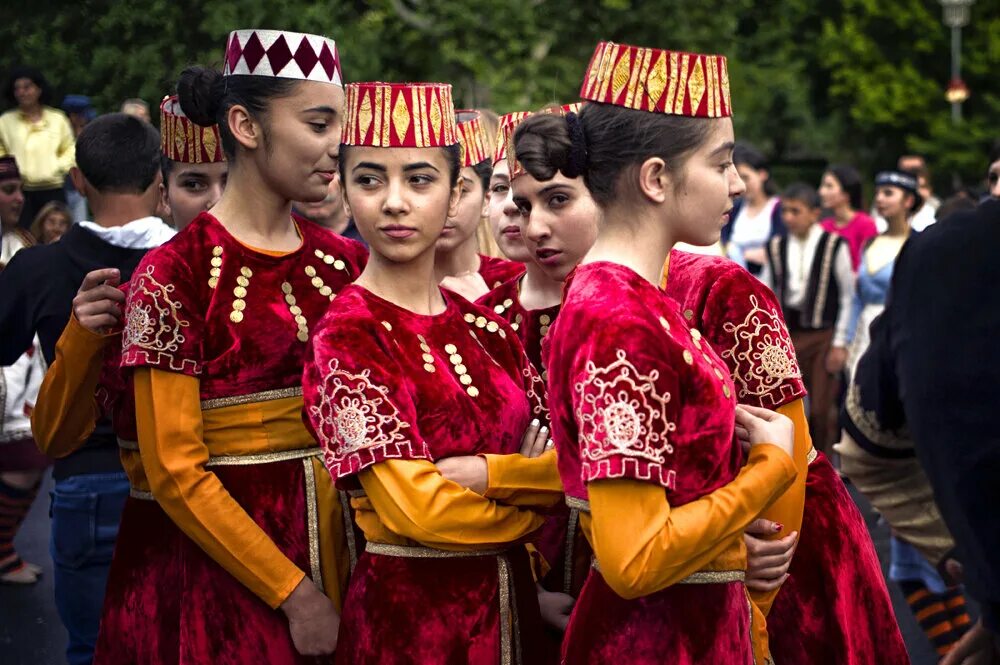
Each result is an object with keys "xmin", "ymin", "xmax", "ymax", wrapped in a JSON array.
[
  {"xmin": 842, "ymin": 199, "xmax": 1000, "ymax": 662},
  {"xmin": 0, "ymin": 113, "xmax": 170, "ymax": 665}
]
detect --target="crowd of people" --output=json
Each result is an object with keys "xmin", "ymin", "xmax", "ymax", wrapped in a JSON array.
[{"xmin": 1, "ymin": 29, "xmax": 999, "ymax": 665}]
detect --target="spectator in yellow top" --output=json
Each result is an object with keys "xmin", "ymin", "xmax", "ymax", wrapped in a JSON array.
[{"xmin": 0, "ymin": 66, "xmax": 75, "ymax": 229}]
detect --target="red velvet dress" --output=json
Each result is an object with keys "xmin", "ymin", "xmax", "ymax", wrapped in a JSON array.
[
  {"xmin": 478, "ymin": 253, "xmax": 525, "ymax": 289},
  {"xmin": 478, "ymin": 278, "xmax": 590, "ymax": 596},
  {"xmin": 664, "ymin": 250, "xmax": 909, "ymax": 665},
  {"xmin": 95, "ymin": 212, "xmax": 366, "ymax": 665},
  {"xmin": 304, "ymin": 285, "xmax": 549, "ymax": 665},
  {"xmin": 546, "ymin": 262, "xmax": 755, "ymax": 665}
]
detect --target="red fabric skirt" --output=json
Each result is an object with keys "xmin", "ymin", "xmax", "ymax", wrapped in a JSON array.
[
  {"xmin": 561, "ymin": 569, "xmax": 754, "ymax": 665},
  {"xmin": 335, "ymin": 545, "xmax": 544, "ymax": 665},
  {"xmin": 766, "ymin": 452, "xmax": 910, "ymax": 664},
  {"xmin": 93, "ymin": 460, "xmax": 327, "ymax": 665}
]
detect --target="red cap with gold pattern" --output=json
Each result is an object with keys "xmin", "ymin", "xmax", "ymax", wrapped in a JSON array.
[
  {"xmin": 343, "ymin": 82, "xmax": 458, "ymax": 148},
  {"xmin": 455, "ymin": 110, "xmax": 491, "ymax": 167},
  {"xmin": 159, "ymin": 96, "xmax": 225, "ymax": 164},
  {"xmin": 507, "ymin": 104, "xmax": 583, "ymax": 179},
  {"xmin": 580, "ymin": 42, "xmax": 731, "ymax": 118},
  {"xmin": 224, "ymin": 30, "xmax": 342, "ymax": 86},
  {"xmin": 492, "ymin": 112, "xmax": 531, "ymax": 166}
]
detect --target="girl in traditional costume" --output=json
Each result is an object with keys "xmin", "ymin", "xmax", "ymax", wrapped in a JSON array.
[
  {"xmin": 303, "ymin": 81, "xmax": 558, "ymax": 665},
  {"xmin": 99, "ymin": 30, "xmax": 367, "ymax": 663},
  {"xmin": 544, "ymin": 42, "xmax": 798, "ymax": 665}
]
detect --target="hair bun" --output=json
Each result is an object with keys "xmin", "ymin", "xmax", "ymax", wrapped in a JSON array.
[
  {"xmin": 176, "ymin": 66, "xmax": 223, "ymax": 127},
  {"xmin": 563, "ymin": 112, "xmax": 589, "ymax": 179}
]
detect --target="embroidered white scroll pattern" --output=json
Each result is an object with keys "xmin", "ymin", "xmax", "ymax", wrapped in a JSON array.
[
  {"xmin": 721, "ymin": 294, "xmax": 801, "ymax": 406},
  {"xmin": 576, "ymin": 349, "xmax": 677, "ymax": 482},
  {"xmin": 523, "ymin": 364, "xmax": 549, "ymax": 420},
  {"xmin": 311, "ymin": 358, "xmax": 421, "ymax": 476},
  {"xmin": 123, "ymin": 264, "xmax": 191, "ymax": 358}
]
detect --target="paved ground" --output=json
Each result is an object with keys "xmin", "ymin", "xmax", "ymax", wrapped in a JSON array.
[{"xmin": 0, "ymin": 473, "xmax": 951, "ymax": 664}]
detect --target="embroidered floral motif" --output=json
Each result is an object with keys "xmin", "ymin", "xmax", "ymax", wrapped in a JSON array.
[
  {"xmin": 576, "ymin": 349, "xmax": 677, "ymax": 487},
  {"xmin": 311, "ymin": 358, "xmax": 425, "ymax": 477},
  {"xmin": 721, "ymin": 294, "xmax": 802, "ymax": 407},
  {"xmin": 123, "ymin": 265, "xmax": 198, "ymax": 372}
]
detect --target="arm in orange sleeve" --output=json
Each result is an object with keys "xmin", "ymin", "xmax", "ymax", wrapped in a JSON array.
[
  {"xmin": 587, "ymin": 443, "xmax": 797, "ymax": 600},
  {"xmin": 31, "ymin": 314, "xmax": 109, "ymax": 457},
  {"xmin": 134, "ymin": 368, "xmax": 305, "ymax": 609},
  {"xmin": 481, "ymin": 449, "xmax": 565, "ymax": 508},
  {"xmin": 359, "ymin": 459, "xmax": 545, "ymax": 551},
  {"xmin": 748, "ymin": 398, "xmax": 811, "ymax": 614}
]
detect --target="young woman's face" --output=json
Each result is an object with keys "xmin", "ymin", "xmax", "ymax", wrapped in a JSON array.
[
  {"xmin": 162, "ymin": 161, "xmax": 228, "ymax": 230},
  {"xmin": 988, "ymin": 159, "xmax": 1000, "ymax": 199},
  {"xmin": 512, "ymin": 172, "xmax": 598, "ymax": 282},
  {"xmin": 251, "ymin": 81, "xmax": 345, "ymax": 205},
  {"xmin": 874, "ymin": 185, "xmax": 913, "ymax": 220},
  {"xmin": 13, "ymin": 78, "xmax": 41, "ymax": 109},
  {"xmin": 486, "ymin": 161, "xmax": 531, "ymax": 262},
  {"xmin": 343, "ymin": 146, "xmax": 460, "ymax": 264},
  {"xmin": 41, "ymin": 211, "xmax": 70, "ymax": 243},
  {"xmin": 0, "ymin": 180, "xmax": 24, "ymax": 227},
  {"xmin": 735, "ymin": 163, "xmax": 767, "ymax": 200},
  {"xmin": 818, "ymin": 172, "xmax": 848, "ymax": 210},
  {"xmin": 438, "ymin": 165, "xmax": 486, "ymax": 254},
  {"xmin": 663, "ymin": 117, "xmax": 745, "ymax": 247}
]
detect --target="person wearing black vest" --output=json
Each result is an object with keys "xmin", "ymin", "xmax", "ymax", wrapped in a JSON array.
[
  {"xmin": 0, "ymin": 113, "xmax": 170, "ymax": 665},
  {"xmin": 762, "ymin": 183, "xmax": 854, "ymax": 456},
  {"xmin": 838, "ymin": 198, "xmax": 1000, "ymax": 663}
]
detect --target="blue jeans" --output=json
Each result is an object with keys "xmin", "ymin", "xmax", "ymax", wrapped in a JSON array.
[{"xmin": 49, "ymin": 472, "xmax": 129, "ymax": 665}]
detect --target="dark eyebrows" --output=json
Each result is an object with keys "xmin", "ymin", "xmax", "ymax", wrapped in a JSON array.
[
  {"xmin": 403, "ymin": 162, "xmax": 440, "ymax": 173},
  {"xmin": 174, "ymin": 169, "xmax": 210, "ymax": 179},
  {"xmin": 709, "ymin": 141, "xmax": 736, "ymax": 159},
  {"xmin": 353, "ymin": 161, "xmax": 387, "ymax": 173},
  {"xmin": 303, "ymin": 105, "xmax": 338, "ymax": 116}
]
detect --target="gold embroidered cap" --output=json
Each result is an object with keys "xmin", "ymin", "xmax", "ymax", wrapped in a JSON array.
[
  {"xmin": 159, "ymin": 96, "xmax": 225, "ymax": 164},
  {"xmin": 580, "ymin": 41, "xmax": 731, "ymax": 118},
  {"xmin": 343, "ymin": 82, "xmax": 459, "ymax": 148},
  {"xmin": 492, "ymin": 111, "xmax": 532, "ymax": 166},
  {"xmin": 455, "ymin": 110, "xmax": 491, "ymax": 167}
]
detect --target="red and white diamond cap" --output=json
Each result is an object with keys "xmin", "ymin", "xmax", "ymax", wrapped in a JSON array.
[{"xmin": 224, "ymin": 30, "xmax": 342, "ymax": 86}]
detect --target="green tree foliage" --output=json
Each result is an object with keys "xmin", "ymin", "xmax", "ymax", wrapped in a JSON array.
[{"xmin": 3, "ymin": 0, "xmax": 996, "ymax": 189}]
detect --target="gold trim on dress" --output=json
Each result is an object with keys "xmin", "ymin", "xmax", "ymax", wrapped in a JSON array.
[
  {"xmin": 565, "ymin": 495, "xmax": 590, "ymax": 513},
  {"xmin": 498, "ymin": 554, "xmax": 515, "ymax": 665},
  {"xmin": 591, "ymin": 557, "xmax": 744, "ymax": 584},
  {"xmin": 339, "ymin": 490, "xmax": 359, "ymax": 574},
  {"xmin": 204, "ymin": 447, "xmax": 321, "ymax": 467},
  {"xmin": 845, "ymin": 383, "xmax": 911, "ymax": 449},
  {"xmin": 564, "ymin": 507, "xmax": 580, "ymax": 595},
  {"xmin": 200, "ymin": 386, "xmax": 303, "ymax": 410},
  {"xmin": 365, "ymin": 542, "xmax": 507, "ymax": 558},
  {"xmin": 117, "ymin": 437, "xmax": 139, "ymax": 451},
  {"xmin": 130, "ymin": 488, "xmax": 154, "ymax": 501},
  {"xmin": 302, "ymin": 457, "xmax": 324, "ymax": 594},
  {"xmin": 807, "ymin": 446, "xmax": 818, "ymax": 465}
]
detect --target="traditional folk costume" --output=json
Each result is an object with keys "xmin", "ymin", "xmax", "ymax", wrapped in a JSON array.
[
  {"xmin": 453, "ymin": 110, "xmax": 524, "ymax": 289},
  {"xmin": 762, "ymin": 226, "xmax": 854, "ymax": 455},
  {"xmin": 547, "ymin": 44, "xmax": 797, "ymax": 665},
  {"xmin": 663, "ymin": 249, "xmax": 909, "ymax": 664},
  {"xmin": 477, "ymin": 103, "xmax": 589, "ymax": 603},
  {"xmin": 88, "ymin": 30, "xmax": 368, "ymax": 665},
  {"xmin": 304, "ymin": 81, "xmax": 558, "ymax": 665}
]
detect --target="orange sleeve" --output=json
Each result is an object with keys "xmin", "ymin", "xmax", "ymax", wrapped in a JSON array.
[
  {"xmin": 359, "ymin": 459, "xmax": 545, "ymax": 551},
  {"xmin": 748, "ymin": 399, "xmax": 811, "ymax": 614},
  {"xmin": 587, "ymin": 443, "xmax": 796, "ymax": 600},
  {"xmin": 134, "ymin": 368, "xmax": 305, "ymax": 609},
  {"xmin": 481, "ymin": 449, "xmax": 565, "ymax": 508},
  {"xmin": 31, "ymin": 314, "xmax": 109, "ymax": 457}
]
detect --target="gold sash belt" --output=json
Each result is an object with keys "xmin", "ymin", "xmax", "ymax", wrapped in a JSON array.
[
  {"xmin": 591, "ymin": 557, "xmax": 746, "ymax": 584},
  {"xmin": 807, "ymin": 446, "xmax": 818, "ymax": 465}
]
